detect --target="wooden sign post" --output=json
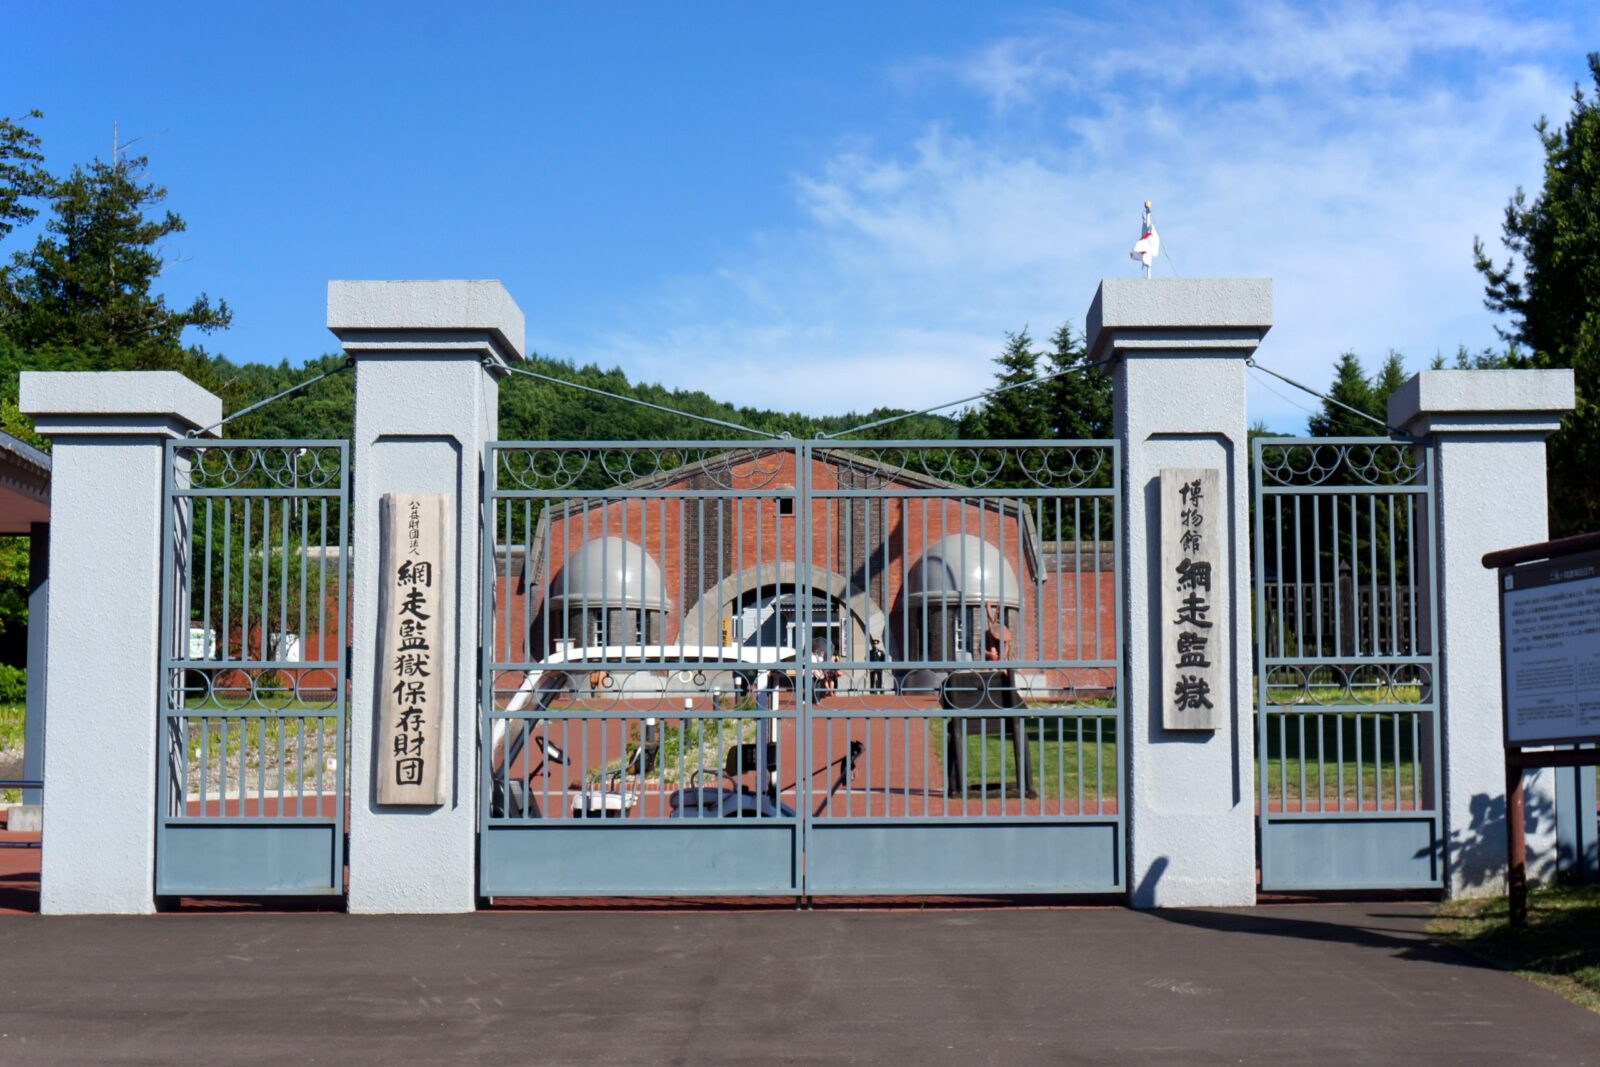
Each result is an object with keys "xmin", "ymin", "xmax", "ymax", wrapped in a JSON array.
[
  {"xmin": 1161, "ymin": 468, "xmax": 1224, "ymax": 730},
  {"xmin": 376, "ymin": 493, "xmax": 451, "ymax": 806}
]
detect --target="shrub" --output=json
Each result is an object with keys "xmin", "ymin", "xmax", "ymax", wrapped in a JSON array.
[{"xmin": 0, "ymin": 664, "xmax": 24, "ymax": 704}]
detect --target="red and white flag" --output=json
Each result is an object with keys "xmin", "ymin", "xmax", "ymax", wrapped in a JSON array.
[{"xmin": 1130, "ymin": 201, "xmax": 1160, "ymax": 271}]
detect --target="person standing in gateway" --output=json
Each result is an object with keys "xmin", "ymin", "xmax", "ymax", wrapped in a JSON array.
[{"xmin": 868, "ymin": 638, "xmax": 887, "ymax": 693}]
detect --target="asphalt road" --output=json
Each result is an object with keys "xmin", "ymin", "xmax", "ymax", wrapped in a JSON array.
[{"xmin": 1, "ymin": 902, "xmax": 1597, "ymax": 1065}]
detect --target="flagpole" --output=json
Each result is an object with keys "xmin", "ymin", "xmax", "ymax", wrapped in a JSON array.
[{"xmin": 1142, "ymin": 201, "xmax": 1152, "ymax": 279}]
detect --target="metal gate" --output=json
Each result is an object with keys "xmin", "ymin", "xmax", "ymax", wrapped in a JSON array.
[
  {"xmin": 479, "ymin": 439, "xmax": 1122, "ymax": 897},
  {"xmin": 157, "ymin": 440, "xmax": 350, "ymax": 896},
  {"xmin": 1253, "ymin": 437, "xmax": 1442, "ymax": 889}
]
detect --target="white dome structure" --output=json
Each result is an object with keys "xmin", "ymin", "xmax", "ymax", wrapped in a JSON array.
[
  {"xmin": 906, "ymin": 534, "xmax": 1022, "ymax": 608},
  {"xmin": 549, "ymin": 537, "xmax": 671, "ymax": 610}
]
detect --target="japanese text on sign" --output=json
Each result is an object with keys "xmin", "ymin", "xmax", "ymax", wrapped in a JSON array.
[
  {"xmin": 1499, "ymin": 552, "xmax": 1600, "ymax": 747},
  {"xmin": 376, "ymin": 494, "xmax": 450, "ymax": 805},
  {"xmin": 1161, "ymin": 469, "xmax": 1224, "ymax": 730}
]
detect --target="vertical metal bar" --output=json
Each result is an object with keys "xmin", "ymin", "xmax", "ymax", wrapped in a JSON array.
[
  {"xmin": 1336, "ymin": 710, "xmax": 1345, "ymax": 813},
  {"xmin": 916, "ymin": 499, "xmax": 928, "ymax": 660},
  {"xmin": 1387, "ymin": 492, "xmax": 1399, "ymax": 658},
  {"xmin": 1355, "ymin": 711, "xmax": 1365, "ymax": 810},
  {"xmin": 1349, "ymin": 487, "xmax": 1360, "ymax": 657},
  {"xmin": 1392, "ymin": 710, "xmax": 1401, "ymax": 812},
  {"xmin": 1035, "ymin": 499, "xmax": 1046, "ymax": 663},
  {"xmin": 1317, "ymin": 712, "xmax": 1326, "ymax": 811},
  {"xmin": 1293, "ymin": 495, "xmax": 1304, "ymax": 661},
  {"xmin": 241, "ymin": 497, "xmax": 251, "ymax": 664},
  {"xmin": 1406, "ymin": 495, "xmax": 1419, "ymax": 656},
  {"xmin": 333, "ymin": 442, "xmax": 350, "ymax": 881},
  {"xmin": 1076, "ymin": 715, "xmax": 1083, "ymax": 815},
  {"xmin": 260, "ymin": 495, "xmax": 271, "ymax": 667},
  {"xmin": 219, "ymin": 715, "xmax": 229, "ymax": 816},
  {"xmin": 1411, "ymin": 713, "xmax": 1421, "ymax": 811},
  {"xmin": 298, "ymin": 492, "xmax": 308, "ymax": 689},
  {"xmin": 1095, "ymin": 715, "xmax": 1103, "ymax": 814},
  {"xmin": 1332, "ymin": 494, "xmax": 1343, "ymax": 660},
  {"xmin": 1312, "ymin": 495, "xmax": 1322, "ymax": 657},
  {"xmin": 675, "ymin": 495, "xmax": 685, "ymax": 658},
  {"xmin": 1092, "ymin": 500, "xmax": 1102, "ymax": 661},
  {"xmin": 1273, "ymin": 496, "xmax": 1285, "ymax": 660},
  {"xmin": 1066, "ymin": 499, "xmax": 1075, "ymax": 662},
  {"xmin": 1297, "ymin": 713, "xmax": 1306, "ymax": 813},
  {"xmin": 1253, "ymin": 440, "xmax": 1271, "ymax": 857},
  {"xmin": 279, "ymin": 485, "xmax": 289, "ymax": 664},
  {"xmin": 157, "ymin": 444, "xmax": 177, "ymax": 854}
]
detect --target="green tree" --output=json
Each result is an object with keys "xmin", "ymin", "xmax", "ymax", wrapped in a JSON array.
[
  {"xmin": 974, "ymin": 328, "xmax": 1049, "ymax": 440},
  {"xmin": 0, "ymin": 111, "xmax": 50, "ymax": 247},
  {"xmin": 1473, "ymin": 52, "xmax": 1600, "ymax": 535},
  {"xmin": 1308, "ymin": 351, "xmax": 1379, "ymax": 436},
  {"xmin": 1, "ymin": 152, "xmax": 230, "ymax": 368},
  {"xmin": 1042, "ymin": 324, "xmax": 1112, "ymax": 440}
]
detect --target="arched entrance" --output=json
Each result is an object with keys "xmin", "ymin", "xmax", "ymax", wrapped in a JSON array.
[{"xmin": 735, "ymin": 585, "xmax": 845, "ymax": 657}]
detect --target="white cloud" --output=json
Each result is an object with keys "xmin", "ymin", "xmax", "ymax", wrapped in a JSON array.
[{"xmin": 566, "ymin": 1, "xmax": 1579, "ymax": 430}]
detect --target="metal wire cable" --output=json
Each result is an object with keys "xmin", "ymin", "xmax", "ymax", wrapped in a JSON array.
[
  {"xmin": 1245, "ymin": 357, "xmax": 1402, "ymax": 435},
  {"xmin": 818, "ymin": 358, "xmax": 1111, "ymax": 440},
  {"xmin": 501, "ymin": 364, "xmax": 783, "ymax": 440},
  {"xmin": 188, "ymin": 359, "xmax": 354, "ymax": 438}
]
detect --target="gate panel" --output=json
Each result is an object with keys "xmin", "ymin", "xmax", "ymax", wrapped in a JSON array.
[
  {"xmin": 1253, "ymin": 438, "xmax": 1442, "ymax": 890},
  {"xmin": 157, "ymin": 441, "xmax": 350, "ymax": 896},
  {"xmin": 479, "ymin": 439, "xmax": 1123, "ymax": 898},
  {"xmin": 800, "ymin": 441, "xmax": 1123, "ymax": 894},
  {"xmin": 480, "ymin": 442, "xmax": 806, "ymax": 897}
]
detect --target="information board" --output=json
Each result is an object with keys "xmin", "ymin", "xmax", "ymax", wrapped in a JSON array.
[{"xmin": 1498, "ymin": 549, "xmax": 1600, "ymax": 747}]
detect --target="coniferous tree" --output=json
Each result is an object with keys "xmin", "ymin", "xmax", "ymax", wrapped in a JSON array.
[
  {"xmin": 1473, "ymin": 52, "xmax": 1600, "ymax": 535},
  {"xmin": 1043, "ymin": 324, "xmax": 1112, "ymax": 440},
  {"xmin": 1308, "ymin": 352, "xmax": 1378, "ymax": 437},
  {"xmin": 976, "ymin": 328, "xmax": 1049, "ymax": 440},
  {"xmin": 0, "ymin": 111, "xmax": 50, "ymax": 247},
  {"xmin": 0, "ymin": 152, "xmax": 230, "ymax": 368}
]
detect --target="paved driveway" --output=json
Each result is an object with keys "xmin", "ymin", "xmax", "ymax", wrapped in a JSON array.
[{"xmin": 1, "ymin": 902, "xmax": 1597, "ymax": 1064}]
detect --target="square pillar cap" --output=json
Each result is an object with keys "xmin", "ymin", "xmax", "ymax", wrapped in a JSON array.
[
  {"xmin": 1086, "ymin": 277, "xmax": 1272, "ymax": 365},
  {"xmin": 328, "ymin": 279, "xmax": 525, "ymax": 364},
  {"xmin": 1388, "ymin": 369, "xmax": 1575, "ymax": 436},
  {"xmin": 20, "ymin": 371, "xmax": 222, "ymax": 439}
]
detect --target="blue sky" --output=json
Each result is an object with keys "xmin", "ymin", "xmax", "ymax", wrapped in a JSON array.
[{"xmin": 5, "ymin": 1, "xmax": 1597, "ymax": 429}]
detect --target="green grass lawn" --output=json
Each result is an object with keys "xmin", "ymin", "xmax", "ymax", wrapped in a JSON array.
[
  {"xmin": 1429, "ymin": 885, "xmax": 1600, "ymax": 1013},
  {"xmin": 0, "ymin": 701, "xmax": 21, "ymax": 750},
  {"xmin": 1260, "ymin": 711, "xmax": 1422, "ymax": 807},
  {"xmin": 928, "ymin": 715, "xmax": 1119, "ymax": 803},
  {"xmin": 1, "ymin": 701, "xmax": 22, "ymax": 802}
]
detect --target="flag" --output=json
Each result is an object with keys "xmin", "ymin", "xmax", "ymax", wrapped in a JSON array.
[{"xmin": 1130, "ymin": 204, "xmax": 1160, "ymax": 269}]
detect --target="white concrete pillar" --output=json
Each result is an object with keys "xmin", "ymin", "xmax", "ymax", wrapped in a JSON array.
[
  {"xmin": 329, "ymin": 280, "xmax": 525, "ymax": 913},
  {"xmin": 19, "ymin": 372, "xmax": 221, "ymax": 914},
  {"xmin": 1389, "ymin": 369, "xmax": 1576, "ymax": 897},
  {"xmin": 1088, "ymin": 278, "xmax": 1270, "ymax": 908},
  {"xmin": 21, "ymin": 524, "xmax": 47, "ymax": 808}
]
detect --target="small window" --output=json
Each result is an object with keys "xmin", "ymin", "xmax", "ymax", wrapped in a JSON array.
[{"xmin": 778, "ymin": 497, "xmax": 795, "ymax": 516}]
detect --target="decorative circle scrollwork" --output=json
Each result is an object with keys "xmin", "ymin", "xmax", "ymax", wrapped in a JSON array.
[
  {"xmin": 1258, "ymin": 441, "xmax": 1424, "ymax": 488},
  {"xmin": 176, "ymin": 443, "xmax": 346, "ymax": 491}
]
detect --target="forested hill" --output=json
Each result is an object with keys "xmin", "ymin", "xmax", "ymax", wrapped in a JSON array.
[{"xmin": 210, "ymin": 351, "xmax": 964, "ymax": 443}]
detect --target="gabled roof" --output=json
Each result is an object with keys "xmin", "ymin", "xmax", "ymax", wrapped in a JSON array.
[{"xmin": 0, "ymin": 430, "xmax": 50, "ymax": 534}]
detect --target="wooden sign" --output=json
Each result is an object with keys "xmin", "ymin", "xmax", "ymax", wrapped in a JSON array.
[
  {"xmin": 376, "ymin": 493, "xmax": 450, "ymax": 805},
  {"xmin": 1160, "ymin": 468, "xmax": 1224, "ymax": 730}
]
